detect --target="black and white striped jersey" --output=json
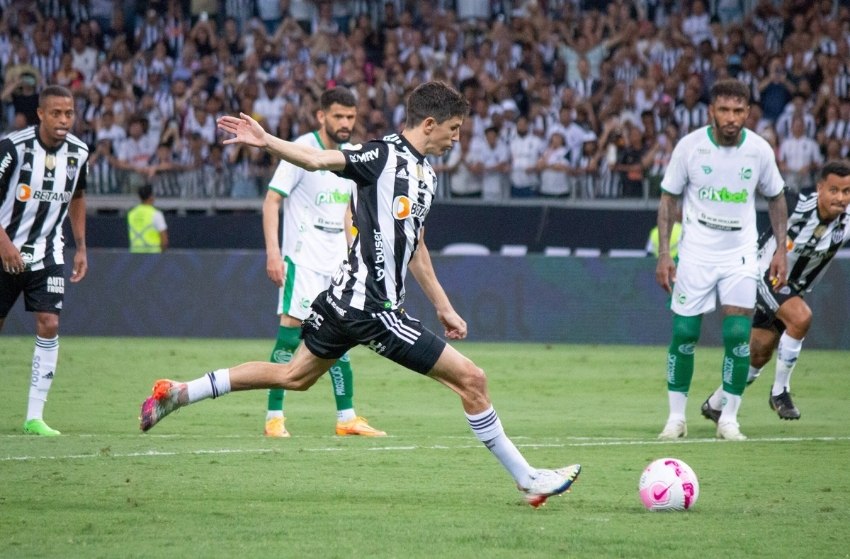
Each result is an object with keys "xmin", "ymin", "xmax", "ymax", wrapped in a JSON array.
[
  {"xmin": 0, "ymin": 125, "xmax": 89, "ymax": 270},
  {"xmin": 329, "ymin": 133, "xmax": 435, "ymax": 312},
  {"xmin": 757, "ymin": 191, "xmax": 850, "ymax": 295}
]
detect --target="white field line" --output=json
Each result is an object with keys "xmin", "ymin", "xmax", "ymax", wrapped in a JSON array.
[{"xmin": 2, "ymin": 435, "xmax": 849, "ymax": 462}]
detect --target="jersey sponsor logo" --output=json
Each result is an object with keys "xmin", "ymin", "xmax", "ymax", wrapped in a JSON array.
[
  {"xmin": 392, "ymin": 195, "xmax": 427, "ymax": 220},
  {"xmin": 305, "ymin": 309, "xmax": 325, "ymax": 329},
  {"xmin": 701, "ymin": 165, "xmax": 712, "ymax": 174},
  {"xmin": 16, "ymin": 185, "xmax": 72, "ymax": 203},
  {"xmin": 46, "ymin": 276, "xmax": 64, "ymax": 294},
  {"xmin": 324, "ymin": 292, "xmax": 347, "ymax": 317},
  {"xmin": 315, "ymin": 189, "xmax": 351, "ymax": 205},
  {"xmin": 349, "ymin": 148, "xmax": 379, "ymax": 163},
  {"xmin": 372, "ymin": 229, "xmax": 386, "ymax": 281},
  {"xmin": 697, "ymin": 186, "xmax": 748, "ymax": 203}
]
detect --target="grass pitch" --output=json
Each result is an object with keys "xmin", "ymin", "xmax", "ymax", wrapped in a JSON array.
[{"xmin": 1, "ymin": 337, "xmax": 849, "ymax": 558}]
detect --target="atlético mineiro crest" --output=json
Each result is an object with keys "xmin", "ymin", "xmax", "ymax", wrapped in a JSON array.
[{"xmin": 66, "ymin": 158, "xmax": 77, "ymax": 181}]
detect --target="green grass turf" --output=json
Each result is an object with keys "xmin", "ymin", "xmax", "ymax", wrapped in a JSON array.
[{"xmin": 1, "ymin": 337, "xmax": 848, "ymax": 558}]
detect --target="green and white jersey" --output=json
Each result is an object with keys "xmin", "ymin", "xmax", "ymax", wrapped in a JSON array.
[
  {"xmin": 661, "ymin": 126, "xmax": 785, "ymax": 264},
  {"xmin": 268, "ymin": 131, "xmax": 353, "ymax": 274}
]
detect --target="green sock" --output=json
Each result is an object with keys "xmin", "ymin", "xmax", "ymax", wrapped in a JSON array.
[
  {"xmin": 267, "ymin": 325, "xmax": 301, "ymax": 412},
  {"xmin": 721, "ymin": 315, "xmax": 751, "ymax": 396},
  {"xmin": 329, "ymin": 353, "xmax": 354, "ymax": 412},
  {"xmin": 666, "ymin": 314, "xmax": 702, "ymax": 393}
]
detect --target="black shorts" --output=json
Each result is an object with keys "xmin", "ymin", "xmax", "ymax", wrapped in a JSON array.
[
  {"xmin": 302, "ymin": 290, "xmax": 446, "ymax": 374},
  {"xmin": 0, "ymin": 264, "xmax": 65, "ymax": 318},
  {"xmin": 753, "ymin": 281, "xmax": 801, "ymax": 334}
]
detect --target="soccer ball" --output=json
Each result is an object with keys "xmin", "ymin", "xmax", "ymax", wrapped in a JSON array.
[{"xmin": 638, "ymin": 457, "xmax": 699, "ymax": 511}]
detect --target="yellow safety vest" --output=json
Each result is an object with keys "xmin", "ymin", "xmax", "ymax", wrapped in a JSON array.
[
  {"xmin": 649, "ymin": 222, "xmax": 682, "ymax": 260},
  {"xmin": 128, "ymin": 204, "xmax": 162, "ymax": 253}
]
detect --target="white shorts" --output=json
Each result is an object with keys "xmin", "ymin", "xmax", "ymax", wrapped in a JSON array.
[
  {"xmin": 277, "ymin": 260, "xmax": 333, "ymax": 320},
  {"xmin": 671, "ymin": 256, "xmax": 758, "ymax": 316}
]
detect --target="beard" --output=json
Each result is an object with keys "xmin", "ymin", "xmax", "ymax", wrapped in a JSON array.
[
  {"xmin": 713, "ymin": 118, "xmax": 742, "ymax": 146},
  {"xmin": 327, "ymin": 125, "xmax": 351, "ymax": 145}
]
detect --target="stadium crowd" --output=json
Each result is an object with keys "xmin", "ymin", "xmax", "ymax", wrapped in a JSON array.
[{"xmin": 0, "ymin": 0, "xmax": 847, "ymax": 202}]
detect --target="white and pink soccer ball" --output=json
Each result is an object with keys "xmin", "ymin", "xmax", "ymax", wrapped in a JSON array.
[{"xmin": 639, "ymin": 458, "xmax": 700, "ymax": 511}]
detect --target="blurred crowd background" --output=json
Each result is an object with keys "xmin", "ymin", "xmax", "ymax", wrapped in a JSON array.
[{"xmin": 0, "ymin": 0, "xmax": 846, "ymax": 206}]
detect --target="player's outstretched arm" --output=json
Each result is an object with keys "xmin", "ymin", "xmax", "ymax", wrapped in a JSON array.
[
  {"xmin": 408, "ymin": 231, "xmax": 467, "ymax": 340},
  {"xmin": 217, "ymin": 112, "xmax": 346, "ymax": 172}
]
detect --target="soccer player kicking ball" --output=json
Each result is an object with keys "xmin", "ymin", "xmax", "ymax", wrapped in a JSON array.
[
  {"xmin": 701, "ymin": 160, "xmax": 850, "ymax": 422},
  {"xmin": 139, "ymin": 81, "xmax": 580, "ymax": 507},
  {"xmin": 655, "ymin": 79, "xmax": 788, "ymax": 442}
]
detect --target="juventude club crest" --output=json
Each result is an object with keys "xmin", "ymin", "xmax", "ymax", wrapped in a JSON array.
[{"xmin": 739, "ymin": 167, "xmax": 752, "ymax": 180}]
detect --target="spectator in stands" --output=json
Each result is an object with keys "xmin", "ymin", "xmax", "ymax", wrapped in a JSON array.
[
  {"xmin": 95, "ymin": 110, "xmax": 126, "ymax": 144},
  {"xmin": 1, "ymin": 67, "xmax": 40, "ymax": 125},
  {"xmin": 435, "ymin": 119, "xmax": 482, "ymax": 199},
  {"xmin": 778, "ymin": 116, "xmax": 823, "ymax": 193},
  {"xmin": 759, "ymin": 56, "xmax": 795, "ymax": 124},
  {"xmin": 508, "ymin": 115, "xmax": 544, "ymax": 198},
  {"xmin": 537, "ymin": 131, "xmax": 571, "ymax": 199},
  {"xmin": 112, "ymin": 115, "xmax": 157, "ymax": 192},
  {"xmin": 478, "ymin": 125, "xmax": 510, "ymax": 201},
  {"xmin": 613, "ymin": 124, "xmax": 647, "ymax": 198}
]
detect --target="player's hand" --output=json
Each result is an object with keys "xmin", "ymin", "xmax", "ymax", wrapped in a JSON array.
[
  {"xmin": 438, "ymin": 308, "xmax": 467, "ymax": 340},
  {"xmin": 655, "ymin": 253, "xmax": 676, "ymax": 293},
  {"xmin": 217, "ymin": 113, "xmax": 267, "ymax": 148},
  {"xmin": 0, "ymin": 242, "xmax": 24, "ymax": 274},
  {"xmin": 768, "ymin": 250, "xmax": 787, "ymax": 291},
  {"xmin": 70, "ymin": 251, "xmax": 87, "ymax": 282},
  {"xmin": 266, "ymin": 255, "xmax": 284, "ymax": 287}
]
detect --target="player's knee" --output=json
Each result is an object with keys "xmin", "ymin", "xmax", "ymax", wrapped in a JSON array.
[
  {"xmin": 458, "ymin": 362, "xmax": 488, "ymax": 400},
  {"xmin": 722, "ymin": 315, "xmax": 750, "ymax": 344},
  {"xmin": 35, "ymin": 314, "xmax": 59, "ymax": 337},
  {"xmin": 672, "ymin": 314, "xmax": 701, "ymax": 344},
  {"xmin": 788, "ymin": 306, "xmax": 813, "ymax": 336}
]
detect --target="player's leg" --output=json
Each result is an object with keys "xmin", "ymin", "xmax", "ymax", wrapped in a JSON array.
[
  {"xmin": 767, "ymin": 297, "xmax": 811, "ymax": 419},
  {"xmin": 21, "ymin": 266, "xmax": 64, "ymax": 436},
  {"xmin": 426, "ymin": 343, "xmax": 580, "ymax": 507},
  {"xmin": 658, "ymin": 313, "xmax": 702, "ymax": 438},
  {"xmin": 264, "ymin": 322, "xmax": 300, "ymax": 437},
  {"xmin": 331, "ymin": 353, "xmax": 386, "ymax": 436},
  {"xmin": 712, "ymin": 263, "xmax": 757, "ymax": 440},
  {"xmin": 660, "ymin": 258, "xmax": 716, "ymax": 439},
  {"xmin": 140, "ymin": 343, "xmax": 337, "ymax": 431}
]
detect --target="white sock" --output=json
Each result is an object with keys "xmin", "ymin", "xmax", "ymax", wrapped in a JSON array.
[
  {"xmin": 719, "ymin": 392, "xmax": 742, "ymax": 424},
  {"xmin": 466, "ymin": 406, "xmax": 534, "ymax": 489},
  {"xmin": 186, "ymin": 369, "xmax": 231, "ymax": 403},
  {"xmin": 337, "ymin": 408, "xmax": 356, "ymax": 422},
  {"xmin": 27, "ymin": 336, "xmax": 59, "ymax": 421},
  {"xmin": 773, "ymin": 333, "xmax": 803, "ymax": 396},
  {"xmin": 707, "ymin": 386, "xmax": 724, "ymax": 410},
  {"xmin": 747, "ymin": 365, "xmax": 762, "ymax": 385},
  {"xmin": 266, "ymin": 410, "xmax": 283, "ymax": 420},
  {"xmin": 667, "ymin": 391, "xmax": 688, "ymax": 422}
]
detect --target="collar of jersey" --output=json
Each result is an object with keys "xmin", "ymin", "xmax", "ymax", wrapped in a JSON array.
[
  {"xmin": 398, "ymin": 133, "xmax": 425, "ymax": 162},
  {"xmin": 34, "ymin": 125, "xmax": 63, "ymax": 154},
  {"xmin": 706, "ymin": 126, "xmax": 746, "ymax": 148}
]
